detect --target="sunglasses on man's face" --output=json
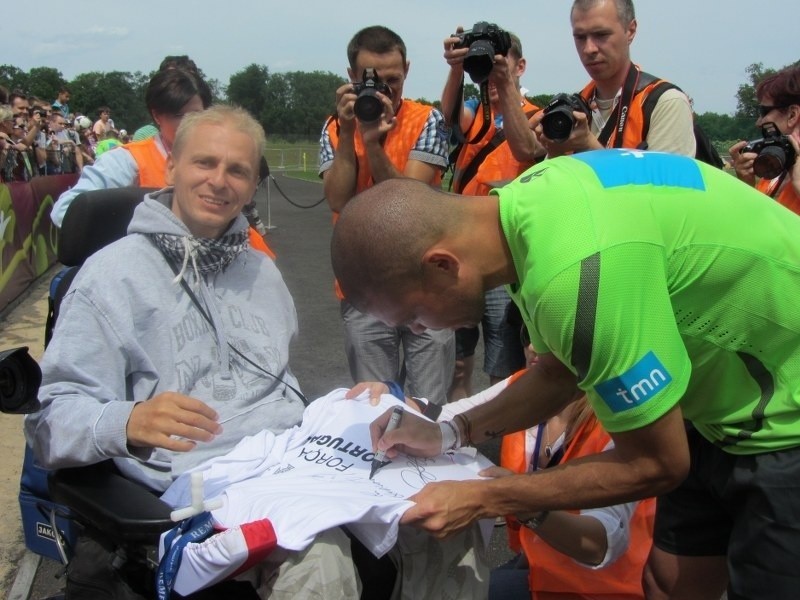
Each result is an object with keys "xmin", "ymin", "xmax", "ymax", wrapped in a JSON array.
[{"xmin": 757, "ymin": 105, "xmax": 786, "ymax": 118}]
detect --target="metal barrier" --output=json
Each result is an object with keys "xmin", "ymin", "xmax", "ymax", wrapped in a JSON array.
[{"xmin": 263, "ymin": 147, "xmax": 319, "ymax": 172}]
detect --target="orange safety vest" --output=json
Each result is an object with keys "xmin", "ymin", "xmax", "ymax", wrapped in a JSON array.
[
  {"xmin": 757, "ymin": 175, "xmax": 800, "ymax": 215},
  {"xmin": 500, "ymin": 416, "xmax": 655, "ymax": 599},
  {"xmin": 579, "ymin": 74, "xmax": 670, "ymax": 150},
  {"xmin": 123, "ymin": 138, "xmax": 275, "ymax": 258},
  {"xmin": 452, "ymin": 98, "xmax": 540, "ymax": 196},
  {"xmin": 124, "ymin": 137, "xmax": 168, "ymax": 188},
  {"xmin": 325, "ymin": 99, "xmax": 441, "ymax": 298}
]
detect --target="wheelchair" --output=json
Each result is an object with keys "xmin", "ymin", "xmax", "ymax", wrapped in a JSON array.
[
  {"xmin": 8, "ymin": 187, "xmax": 261, "ymax": 599},
  {"xmin": 5, "ymin": 187, "xmax": 395, "ymax": 599}
]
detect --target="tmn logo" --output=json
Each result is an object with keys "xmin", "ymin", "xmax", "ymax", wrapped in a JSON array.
[
  {"xmin": 36, "ymin": 522, "xmax": 56, "ymax": 541},
  {"xmin": 595, "ymin": 351, "xmax": 672, "ymax": 413}
]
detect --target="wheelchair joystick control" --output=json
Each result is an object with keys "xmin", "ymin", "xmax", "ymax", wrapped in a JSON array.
[{"xmin": 169, "ymin": 471, "xmax": 224, "ymax": 522}]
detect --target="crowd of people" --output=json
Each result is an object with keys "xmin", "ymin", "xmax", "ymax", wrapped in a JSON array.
[
  {"xmin": 0, "ymin": 84, "xmax": 132, "ymax": 183},
  {"xmin": 15, "ymin": 0, "xmax": 800, "ymax": 598}
]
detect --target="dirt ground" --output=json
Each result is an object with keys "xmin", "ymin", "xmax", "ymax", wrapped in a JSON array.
[{"xmin": 0, "ymin": 270, "xmax": 51, "ymax": 597}]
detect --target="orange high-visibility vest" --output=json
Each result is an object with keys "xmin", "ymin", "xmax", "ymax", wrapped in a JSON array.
[
  {"xmin": 324, "ymin": 99, "xmax": 441, "ymax": 198},
  {"xmin": 580, "ymin": 75, "xmax": 671, "ymax": 150},
  {"xmin": 123, "ymin": 138, "xmax": 275, "ymax": 258},
  {"xmin": 757, "ymin": 176, "xmax": 800, "ymax": 215},
  {"xmin": 500, "ymin": 413, "xmax": 655, "ymax": 599},
  {"xmin": 124, "ymin": 138, "xmax": 168, "ymax": 188},
  {"xmin": 452, "ymin": 98, "xmax": 540, "ymax": 196},
  {"xmin": 325, "ymin": 99, "xmax": 441, "ymax": 298}
]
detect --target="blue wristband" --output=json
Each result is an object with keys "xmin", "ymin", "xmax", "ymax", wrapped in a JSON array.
[{"xmin": 382, "ymin": 380, "xmax": 405, "ymax": 400}]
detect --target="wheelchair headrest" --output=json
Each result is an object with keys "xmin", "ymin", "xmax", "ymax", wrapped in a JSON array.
[{"xmin": 58, "ymin": 187, "xmax": 158, "ymax": 266}]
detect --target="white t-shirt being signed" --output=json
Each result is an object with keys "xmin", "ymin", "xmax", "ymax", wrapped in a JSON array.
[{"xmin": 161, "ymin": 388, "xmax": 492, "ymax": 556}]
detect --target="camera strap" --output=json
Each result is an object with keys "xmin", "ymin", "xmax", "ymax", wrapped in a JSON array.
[
  {"xmin": 597, "ymin": 63, "xmax": 653, "ymax": 148},
  {"xmin": 450, "ymin": 75, "xmax": 493, "ymax": 146},
  {"xmin": 765, "ymin": 171, "xmax": 788, "ymax": 199},
  {"xmin": 453, "ymin": 106, "xmax": 540, "ymax": 194}
]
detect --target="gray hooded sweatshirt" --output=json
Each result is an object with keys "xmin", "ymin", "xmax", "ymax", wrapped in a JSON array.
[{"xmin": 26, "ymin": 190, "xmax": 305, "ymax": 492}]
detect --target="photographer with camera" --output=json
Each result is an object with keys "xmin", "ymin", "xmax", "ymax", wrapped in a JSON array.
[
  {"xmin": 729, "ymin": 64, "xmax": 800, "ymax": 215},
  {"xmin": 319, "ymin": 26, "xmax": 456, "ymax": 410},
  {"xmin": 45, "ymin": 111, "xmax": 83, "ymax": 175},
  {"xmin": 532, "ymin": 0, "xmax": 695, "ymax": 159},
  {"xmin": 441, "ymin": 25, "xmax": 544, "ymax": 402}
]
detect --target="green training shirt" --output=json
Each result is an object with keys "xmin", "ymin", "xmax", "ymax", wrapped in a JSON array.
[{"xmin": 496, "ymin": 149, "xmax": 800, "ymax": 454}]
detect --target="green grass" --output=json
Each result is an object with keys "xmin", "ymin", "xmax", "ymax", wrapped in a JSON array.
[
  {"xmin": 281, "ymin": 169, "xmax": 322, "ymax": 183},
  {"xmin": 263, "ymin": 141, "xmax": 320, "ymax": 183}
]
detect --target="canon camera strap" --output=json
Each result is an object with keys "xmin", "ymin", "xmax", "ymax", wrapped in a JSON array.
[{"xmin": 596, "ymin": 63, "xmax": 657, "ymax": 148}]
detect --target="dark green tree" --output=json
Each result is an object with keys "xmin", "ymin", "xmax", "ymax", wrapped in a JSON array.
[
  {"xmin": 68, "ymin": 71, "xmax": 149, "ymax": 130},
  {"xmin": 0, "ymin": 65, "xmax": 28, "ymax": 94},
  {"xmin": 227, "ymin": 64, "xmax": 269, "ymax": 119},
  {"xmin": 260, "ymin": 70, "xmax": 346, "ymax": 141},
  {"xmin": 25, "ymin": 67, "xmax": 66, "ymax": 103},
  {"xmin": 527, "ymin": 93, "xmax": 556, "ymax": 109}
]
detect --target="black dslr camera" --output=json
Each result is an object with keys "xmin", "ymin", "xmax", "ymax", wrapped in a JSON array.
[
  {"xmin": 0, "ymin": 346, "xmax": 41, "ymax": 414},
  {"xmin": 540, "ymin": 93, "xmax": 593, "ymax": 143},
  {"xmin": 352, "ymin": 68, "xmax": 392, "ymax": 123},
  {"xmin": 741, "ymin": 122, "xmax": 797, "ymax": 180},
  {"xmin": 454, "ymin": 22, "xmax": 512, "ymax": 85}
]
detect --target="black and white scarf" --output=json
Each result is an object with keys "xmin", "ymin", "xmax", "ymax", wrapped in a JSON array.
[{"xmin": 149, "ymin": 230, "xmax": 249, "ymax": 283}]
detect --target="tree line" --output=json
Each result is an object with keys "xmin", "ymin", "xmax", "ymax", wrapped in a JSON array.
[{"xmin": 2, "ymin": 60, "xmax": 797, "ymax": 149}]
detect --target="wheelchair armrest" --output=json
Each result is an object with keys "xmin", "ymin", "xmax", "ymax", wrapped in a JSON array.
[{"xmin": 48, "ymin": 461, "xmax": 175, "ymax": 544}]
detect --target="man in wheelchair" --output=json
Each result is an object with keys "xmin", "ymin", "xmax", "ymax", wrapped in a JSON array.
[{"xmin": 23, "ymin": 105, "xmax": 487, "ymax": 598}]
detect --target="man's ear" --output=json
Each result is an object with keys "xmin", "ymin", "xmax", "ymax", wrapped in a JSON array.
[
  {"xmin": 516, "ymin": 57, "xmax": 527, "ymax": 78},
  {"xmin": 165, "ymin": 154, "xmax": 175, "ymax": 186},
  {"xmin": 627, "ymin": 18, "xmax": 637, "ymax": 45},
  {"xmin": 421, "ymin": 249, "xmax": 460, "ymax": 285}
]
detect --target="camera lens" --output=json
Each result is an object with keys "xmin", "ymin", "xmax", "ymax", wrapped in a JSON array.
[
  {"xmin": 753, "ymin": 145, "xmax": 787, "ymax": 180},
  {"xmin": 354, "ymin": 91, "xmax": 384, "ymax": 123},
  {"xmin": 463, "ymin": 40, "xmax": 495, "ymax": 84},
  {"xmin": 542, "ymin": 109, "xmax": 576, "ymax": 143}
]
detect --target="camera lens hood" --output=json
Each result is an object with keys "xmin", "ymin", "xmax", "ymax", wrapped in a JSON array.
[
  {"xmin": 463, "ymin": 41, "xmax": 496, "ymax": 84},
  {"xmin": 753, "ymin": 145, "xmax": 789, "ymax": 180},
  {"xmin": 354, "ymin": 91, "xmax": 384, "ymax": 123},
  {"xmin": 0, "ymin": 346, "xmax": 42, "ymax": 414}
]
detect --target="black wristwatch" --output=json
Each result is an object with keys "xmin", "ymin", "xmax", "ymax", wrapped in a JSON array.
[{"xmin": 521, "ymin": 511, "xmax": 550, "ymax": 530}]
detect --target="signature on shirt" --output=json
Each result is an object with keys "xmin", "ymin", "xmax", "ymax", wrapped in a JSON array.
[{"xmin": 400, "ymin": 456, "xmax": 437, "ymax": 489}]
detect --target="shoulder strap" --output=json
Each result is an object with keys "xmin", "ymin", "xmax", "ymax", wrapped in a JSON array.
[
  {"xmin": 454, "ymin": 129, "xmax": 506, "ymax": 194},
  {"xmin": 597, "ymin": 66, "xmax": 662, "ymax": 148},
  {"xmin": 639, "ymin": 79, "xmax": 678, "ymax": 143},
  {"xmin": 454, "ymin": 107, "xmax": 539, "ymax": 194}
]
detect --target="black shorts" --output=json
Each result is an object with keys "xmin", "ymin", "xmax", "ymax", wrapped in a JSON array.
[{"xmin": 654, "ymin": 427, "xmax": 800, "ymax": 599}]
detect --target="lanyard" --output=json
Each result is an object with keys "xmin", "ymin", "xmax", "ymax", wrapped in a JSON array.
[
  {"xmin": 529, "ymin": 422, "xmax": 565, "ymax": 472},
  {"xmin": 156, "ymin": 512, "xmax": 215, "ymax": 600},
  {"xmin": 530, "ymin": 422, "xmax": 546, "ymax": 472},
  {"xmin": 597, "ymin": 62, "xmax": 643, "ymax": 148}
]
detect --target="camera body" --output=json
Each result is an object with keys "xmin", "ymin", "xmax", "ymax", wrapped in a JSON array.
[
  {"xmin": 741, "ymin": 122, "xmax": 797, "ymax": 180},
  {"xmin": 352, "ymin": 68, "xmax": 392, "ymax": 123},
  {"xmin": 540, "ymin": 93, "xmax": 593, "ymax": 143},
  {"xmin": 454, "ymin": 21, "xmax": 512, "ymax": 84}
]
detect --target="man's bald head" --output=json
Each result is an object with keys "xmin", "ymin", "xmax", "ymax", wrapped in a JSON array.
[{"xmin": 331, "ymin": 178, "xmax": 461, "ymax": 309}]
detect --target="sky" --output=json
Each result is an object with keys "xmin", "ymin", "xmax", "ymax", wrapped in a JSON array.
[{"xmin": 4, "ymin": 0, "xmax": 798, "ymax": 116}]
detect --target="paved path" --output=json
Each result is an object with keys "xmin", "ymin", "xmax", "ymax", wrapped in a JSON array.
[{"xmin": 0, "ymin": 173, "xmax": 510, "ymax": 599}]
